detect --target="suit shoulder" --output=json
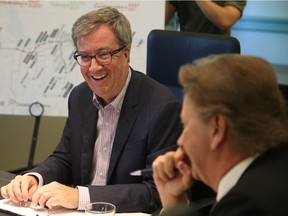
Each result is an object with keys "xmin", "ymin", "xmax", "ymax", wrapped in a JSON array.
[
  {"xmin": 69, "ymin": 81, "xmax": 91, "ymax": 96},
  {"xmin": 68, "ymin": 81, "xmax": 93, "ymax": 106}
]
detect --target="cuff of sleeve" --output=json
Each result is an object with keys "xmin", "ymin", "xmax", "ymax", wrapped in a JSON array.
[
  {"xmin": 77, "ymin": 186, "xmax": 90, "ymax": 211},
  {"xmin": 24, "ymin": 172, "xmax": 43, "ymax": 187}
]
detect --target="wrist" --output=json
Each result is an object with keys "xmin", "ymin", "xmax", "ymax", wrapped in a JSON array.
[
  {"xmin": 160, "ymin": 197, "xmax": 189, "ymax": 216},
  {"xmin": 161, "ymin": 193, "xmax": 189, "ymax": 210}
]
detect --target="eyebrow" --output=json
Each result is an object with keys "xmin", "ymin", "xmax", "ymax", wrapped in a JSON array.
[{"xmin": 77, "ymin": 47, "xmax": 112, "ymax": 54}]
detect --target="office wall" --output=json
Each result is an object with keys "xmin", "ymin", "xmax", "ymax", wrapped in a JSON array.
[
  {"xmin": 231, "ymin": 1, "xmax": 288, "ymax": 84},
  {"xmin": 0, "ymin": 115, "xmax": 66, "ymax": 172}
]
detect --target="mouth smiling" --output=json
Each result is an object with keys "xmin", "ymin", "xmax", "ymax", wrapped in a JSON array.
[{"xmin": 91, "ymin": 73, "xmax": 108, "ymax": 80}]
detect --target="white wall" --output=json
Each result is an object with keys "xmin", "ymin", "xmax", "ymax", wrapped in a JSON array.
[{"xmin": 231, "ymin": 1, "xmax": 288, "ymax": 84}]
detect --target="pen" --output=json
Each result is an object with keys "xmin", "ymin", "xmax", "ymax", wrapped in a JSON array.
[
  {"xmin": 130, "ymin": 167, "xmax": 179, "ymax": 176},
  {"xmin": 130, "ymin": 168, "xmax": 153, "ymax": 176}
]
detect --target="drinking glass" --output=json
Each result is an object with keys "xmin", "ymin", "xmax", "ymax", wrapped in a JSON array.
[{"xmin": 85, "ymin": 202, "xmax": 116, "ymax": 216}]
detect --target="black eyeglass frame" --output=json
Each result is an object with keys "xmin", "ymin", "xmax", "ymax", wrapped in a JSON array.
[{"xmin": 73, "ymin": 46, "xmax": 126, "ymax": 66}]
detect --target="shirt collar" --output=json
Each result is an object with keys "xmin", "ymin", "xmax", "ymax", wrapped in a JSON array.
[
  {"xmin": 216, "ymin": 154, "xmax": 258, "ymax": 202},
  {"xmin": 93, "ymin": 68, "xmax": 131, "ymax": 110}
]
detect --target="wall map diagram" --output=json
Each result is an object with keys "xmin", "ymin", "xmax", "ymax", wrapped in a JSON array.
[{"xmin": 0, "ymin": 1, "xmax": 164, "ymax": 116}]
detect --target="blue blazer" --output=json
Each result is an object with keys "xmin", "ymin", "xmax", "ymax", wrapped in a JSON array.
[{"xmin": 30, "ymin": 68, "xmax": 182, "ymax": 213}]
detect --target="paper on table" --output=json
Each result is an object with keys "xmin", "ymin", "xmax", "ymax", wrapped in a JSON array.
[
  {"xmin": 0, "ymin": 199, "xmax": 82, "ymax": 216},
  {"xmin": 0, "ymin": 199, "xmax": 46, "ymax": 216},
  {"xmin": 0, "ymin": 199, "xmax": 151, "ymax": 216}
]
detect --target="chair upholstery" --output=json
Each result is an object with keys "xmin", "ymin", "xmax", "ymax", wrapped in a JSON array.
[
  {"xmin": 279, "ymin": 84, "xmax": 288, "ymax": 102},
  {"xmin": 146, "ymin": 29, "xmax": 241, "ymax": 102}
]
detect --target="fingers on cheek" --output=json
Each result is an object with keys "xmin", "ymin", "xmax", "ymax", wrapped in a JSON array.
[
  {"xmin": 153, "ymin": 158, "xmax": 165, "ymax": 178},
  {"xmin": 158, "ymin": 165, "xmax": 170, "ymax": 181},
  {"xmin": 162, "ymin": 160, "xmax": 174, "ymax": 179},
  {"xmin": 152, "ymin": 163, "xmax": 159, "ymax": 178}
]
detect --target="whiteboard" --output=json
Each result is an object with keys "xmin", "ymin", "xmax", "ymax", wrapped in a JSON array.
[{"xmin": 0, "ymin": 0, "xmax": 165, "ymax": 116}]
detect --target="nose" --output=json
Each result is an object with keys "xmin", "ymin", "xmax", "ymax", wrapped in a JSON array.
[{"xmin": 89, "ymin": 57, "xmax": 103, "ymax": 70}]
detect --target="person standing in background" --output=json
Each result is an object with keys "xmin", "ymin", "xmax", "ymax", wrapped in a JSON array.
[
  {"xmin": 166, "ymin": 0, "xmax": 246, "ymax": 35},
  {"xmin": 1, "ymin": 7, "xmax": 182, "ymax": 213},
  {"xmin": 153, "ymin": 54, "xmax": 288, "ymax": 216}
]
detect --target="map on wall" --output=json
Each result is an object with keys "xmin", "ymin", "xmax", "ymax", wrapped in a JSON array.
[{"xmin": 0, "ymin": 1, "xmax": 165, "ymax": 116}]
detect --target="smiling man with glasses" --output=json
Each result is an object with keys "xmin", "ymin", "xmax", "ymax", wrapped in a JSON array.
[{"xmin": 1, "ymin": 7, "xmax": 182, "ymax": 213}]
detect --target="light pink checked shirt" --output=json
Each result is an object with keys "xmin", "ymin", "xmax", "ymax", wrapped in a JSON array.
[{"xmin": 90, "ymin": 69, "xmax": 131, "ymax": 185}]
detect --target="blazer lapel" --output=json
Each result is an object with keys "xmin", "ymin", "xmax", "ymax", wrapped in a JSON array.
[
  {"xmin": 81, "ymin": 102, "xmax": 97, "ymax": 185},
  {"xmin": 107, "ymin": 70, "xmax": 140, "ymax": 181}
]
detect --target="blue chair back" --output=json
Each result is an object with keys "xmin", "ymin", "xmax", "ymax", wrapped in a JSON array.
[{"xmin": 146, "ymin": 29, "xmax": 241, "ymax": 102}]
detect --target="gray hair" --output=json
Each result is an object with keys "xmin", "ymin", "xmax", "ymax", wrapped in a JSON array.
[{"xmin": 71, "ymin": 7, "xmax": 132, "ymax": 49}]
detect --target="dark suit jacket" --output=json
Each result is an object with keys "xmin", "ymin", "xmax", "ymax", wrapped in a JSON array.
[
  {"xmin": 160, "ymin": 145, "xmax": 288, "ymax": 216},
  {"xmin": 30, "ymin": 69, "xmax": 182, "ymax": 213},
  {"xmin": 212, "ymin": 145, "xmax": 288, "ymax": 216}
]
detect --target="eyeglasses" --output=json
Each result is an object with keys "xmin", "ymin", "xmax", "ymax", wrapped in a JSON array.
[{"xmin": 73, "ymin": 46, "xmax": 126, "ymax": 67}]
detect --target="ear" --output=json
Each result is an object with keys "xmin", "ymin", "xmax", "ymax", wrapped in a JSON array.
[
  {"xmin": 123, "ymin": 47, "xmax": 130, "ymax": 60},
  {"xmin": 209, "ymin": 113, "xmax": 227, "ymax": 150}
]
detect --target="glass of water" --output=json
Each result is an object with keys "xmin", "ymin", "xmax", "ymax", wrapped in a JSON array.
[{"xmin": 85, "ymin": 202, "xmax": 116, "ymax": 216}]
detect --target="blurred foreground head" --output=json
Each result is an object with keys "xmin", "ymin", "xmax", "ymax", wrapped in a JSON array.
[{"xmin": 179, "ymin": 54, "xmax": 288, "ymax": 156}]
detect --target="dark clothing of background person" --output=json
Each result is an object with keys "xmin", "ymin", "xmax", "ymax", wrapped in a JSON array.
[{"xmin": 168, "ymin": 1, "xmax": 246, "ymax": 35}]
